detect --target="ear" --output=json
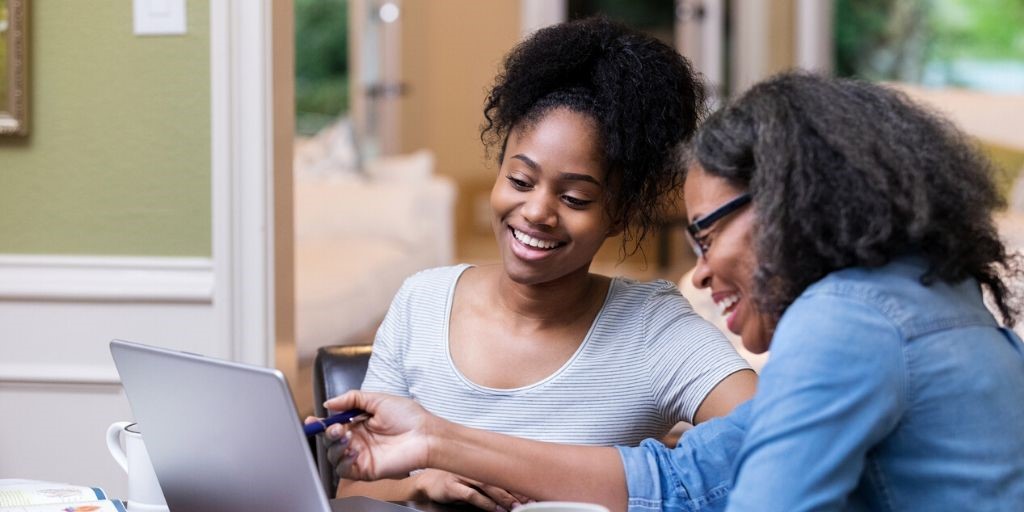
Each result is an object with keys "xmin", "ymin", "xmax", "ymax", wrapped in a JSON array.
[{"xmin": 606, "ymin": 222, "xmax": 624, "ymax": 238}]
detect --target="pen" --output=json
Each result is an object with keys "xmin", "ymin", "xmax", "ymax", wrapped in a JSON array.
[{"xmin": 304, "ymin": 408, "xmax": 370, "ymax": 437}]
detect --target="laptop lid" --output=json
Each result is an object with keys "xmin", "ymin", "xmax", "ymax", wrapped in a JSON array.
[{"xmin": 110, "ymin": 339, "xmax": 332, "ymax": 512}]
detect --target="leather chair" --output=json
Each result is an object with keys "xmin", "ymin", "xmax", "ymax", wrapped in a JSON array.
[{"xmin": 312, "ymin": 344, "xmax": 373, "ymax": 498}]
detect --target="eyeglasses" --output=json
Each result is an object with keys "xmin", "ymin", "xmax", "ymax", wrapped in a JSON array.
[{"xmin": 685, "ymin": 193, "xmax": 752, "ymax": 259}]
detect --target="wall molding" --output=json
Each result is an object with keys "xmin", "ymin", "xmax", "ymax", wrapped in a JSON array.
[
  {"xmin": 210, "ymin": 1, "xmax": 277, "ymax": 367},
  {"xmin": 0, "ymin": 255, "xmax": 213, "ymax": 302},
  {"xmin": 0, "ymin": 363, "xmax": 121, "ymax": 385}
]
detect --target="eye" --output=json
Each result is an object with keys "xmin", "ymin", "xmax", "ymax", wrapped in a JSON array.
[
  {"xmin": 695, "ymin": 232, "xmax": 712, "ymax": 253},
  {"xmin": 506, "ymin": 175, "xmax": 532, "ymax": 190},
  {"xmin": 562, "ymin": 195, "xmax": 593, "ymax": 209}
]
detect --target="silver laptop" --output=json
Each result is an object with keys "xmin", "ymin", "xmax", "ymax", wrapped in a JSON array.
[{"xmin": 110, "ymin": 339, "xmax": 420, "ymax": 512}]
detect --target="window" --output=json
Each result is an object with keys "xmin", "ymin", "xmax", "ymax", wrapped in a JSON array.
[
  {"xmin": 836, "ymin": 0, "xmax": 1024, "ymax": 93},
  {"xmin": 295, "ymin": 0, "xmax": 349, "ymax": 135}
]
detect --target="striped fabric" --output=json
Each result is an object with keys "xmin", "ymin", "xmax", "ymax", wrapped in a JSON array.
[{"xmin": 362, "ymin": 265, "xmax": 750, "ymax": 447}]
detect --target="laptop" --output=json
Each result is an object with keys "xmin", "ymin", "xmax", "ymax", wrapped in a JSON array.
[{"xmin": 110, "ymin": 339, "xmax": 423, "ymax": 512}]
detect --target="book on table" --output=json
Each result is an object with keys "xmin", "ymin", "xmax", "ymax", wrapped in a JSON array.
[{"xmin": 0, "ymin": 480, "xmax": 125, "ymax": 512}]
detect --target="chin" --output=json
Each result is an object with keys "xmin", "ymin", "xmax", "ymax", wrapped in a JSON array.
[
  {"xmin": 740, "ymin": 324, "xmax": 771, "ymax": 354},
  {"xmin": 500, "ymin": 258, "xmax": 545, "ymax": 285},
  {"xmin": 742, "ymin": 339, "xmax": 769, "ymax": 354}
]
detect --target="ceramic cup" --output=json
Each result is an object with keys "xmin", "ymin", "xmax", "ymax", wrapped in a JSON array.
[
  {"xmin": 106, "ymin": 421, "xmax": 168, "ymax": 512},
  {"xmin": 514, "ymin": 502, "xmax": 610, "ymax": 512}
]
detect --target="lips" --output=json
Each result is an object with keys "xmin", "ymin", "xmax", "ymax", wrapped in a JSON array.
[
  {"xmin": 505, "ymin": 226, "xmax": 566, "ymax": 264},
  {"xmin": 510, "ymin": 227, "xmax": 565, "ymax": 250},
  {"xmin": 712, "ymin": 291, "xmax": 743, "ymax": 334}
]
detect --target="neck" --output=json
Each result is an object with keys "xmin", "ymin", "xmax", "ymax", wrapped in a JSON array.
[{"xmin": 494, "ymin": 265, "xmax": 605, "ymax": 326}]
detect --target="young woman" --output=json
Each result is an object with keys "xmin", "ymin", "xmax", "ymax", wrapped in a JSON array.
[
  {"xmin": 333, "ymin": 17, "xmax": 757, "ymax": 509},
  {"xmin": 321, "ymin": 73, "xmax": 1024, "ymax": 511}
]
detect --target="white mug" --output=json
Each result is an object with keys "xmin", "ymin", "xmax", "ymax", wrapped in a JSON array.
[
  {"xmin": 106, "ymin": 421, "xmax": 168, "ymax": 511},
  {"xmin": 515, "ymin": 502, "xmax": 610, "ymax": 512}
]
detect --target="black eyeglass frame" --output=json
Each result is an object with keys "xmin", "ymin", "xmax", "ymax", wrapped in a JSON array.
[{"xmin": 685, "ymin": 193, "xmax": 752, "ymax": 258}]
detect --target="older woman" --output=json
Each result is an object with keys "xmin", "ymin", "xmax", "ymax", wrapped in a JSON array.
[{"xmin": 317, "ymin": 73, "xmax": 1024, "ymax": 511}]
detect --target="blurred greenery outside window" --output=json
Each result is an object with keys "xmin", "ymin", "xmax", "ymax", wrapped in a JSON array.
[
  {"xmin": 568, "ymin": 0, "xmax": 676, "ymax": 45},
  {"xmin": 836, "ymin": 0, "xmax": 1024, "ymax": 92},
  {"xmin": 296, "ymin": 0, "xmax": 349, "ymax": 136},
  {"xmin": 836, "ymin": 0, "xmax": 1024, "ymax": 194}
]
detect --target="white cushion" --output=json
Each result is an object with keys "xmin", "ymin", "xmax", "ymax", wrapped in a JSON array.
[
  {"xmin": 293, "ymin": 119, "xmax": 361, "ymax": 179},
  {"xmin": 294, "ymin": 237, "xmax": 434, "ymax": 359},
  {"xmin": 294, "ymin": 178, "xmax": 423, "ymax": 246},
  {"xmin": 366, "ymin": 149, "xmax": 435, "ymax": 182}
]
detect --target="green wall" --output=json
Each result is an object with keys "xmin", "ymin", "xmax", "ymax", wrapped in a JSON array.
[{"xmin": 0, "ymin": 1, "xmax": 210, "ymax": 257}]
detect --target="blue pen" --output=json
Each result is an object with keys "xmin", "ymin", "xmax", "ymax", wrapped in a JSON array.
[{"xmin": 304, "ymin": 408, "xmax": 370, "ymax": 437}]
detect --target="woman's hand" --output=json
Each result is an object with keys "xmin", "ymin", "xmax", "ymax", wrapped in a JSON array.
[
  {"xmin": 411, "ymin": 469, "xmax": 532, "ymax": 511},
  {"xmin": 320, "ymin": 390, "xmax": 435, "ymax": 481}
]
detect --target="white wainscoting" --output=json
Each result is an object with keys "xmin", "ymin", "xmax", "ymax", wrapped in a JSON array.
[
  {"xmin": 0, "ymin": 255, "xmax": 216, "ymax": 497},
  {"xmin": 2, "ymin": 1, "xmax": 280, "ymax": 496}
]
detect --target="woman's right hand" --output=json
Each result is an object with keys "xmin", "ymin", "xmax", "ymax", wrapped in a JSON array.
[
  {"xmin": 322, "ymin": 390, "xmax": 435, "ymax": 481},
  {"xmin": 411, "ymin": 469, "xmax": 531, "ymax": 511}
]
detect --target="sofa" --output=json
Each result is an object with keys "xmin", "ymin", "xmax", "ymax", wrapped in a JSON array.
[{"xmin": 293, "ymin": 122, "xmax": 457, "ymax": 362}]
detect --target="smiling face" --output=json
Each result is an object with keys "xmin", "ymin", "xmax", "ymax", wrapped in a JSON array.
[
  {"xmin": 684, "ymin": 164, "xmax": 772, "ymax": 353},
  {"xmin": 491, "ymin": 108, "xmax": 615, "ymax": 286}
]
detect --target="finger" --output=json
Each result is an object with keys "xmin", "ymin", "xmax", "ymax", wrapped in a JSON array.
[
  {"xmin": 325, "ymin": 431, "xmax": 351, "ymax": 466},
  {"xmin": 304, "ymin": 415, "xmax": 320, "ymax": 425},
  {"xmin": 450, "ymin": 482, "xmax": 499, "ymax": 512},
  {"xmin": 326, "ymin": 423, "xmax": 345, "ymax": 441},
  {"xmin": 338, "ymin": 446, "xmax": 362, "ymax": 479},
  {"xmin": 477, "ymin": 483, "xmax": 521, "ymax": 511},
  {"xmin": 512, "ymin": 493, "xmax": 533, "ymax": 504},
  {"xmin": 324, "ymin": 389, "xmax": 381, "ymax": 413}
]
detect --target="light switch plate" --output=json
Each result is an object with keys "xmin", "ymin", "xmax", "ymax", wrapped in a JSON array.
[{"xmin": 133, "ymin": 0, "xmax": 187, "ymax": 36}]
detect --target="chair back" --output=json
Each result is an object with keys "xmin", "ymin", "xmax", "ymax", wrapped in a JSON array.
[{"xmin": 313, "ymin": 344, "xmax": 373, "ymax": 498}]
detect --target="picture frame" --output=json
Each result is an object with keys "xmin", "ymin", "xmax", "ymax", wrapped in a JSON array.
[{"xmin": 0, "ymin": 0, "xmax": 28, "ymax": 136}]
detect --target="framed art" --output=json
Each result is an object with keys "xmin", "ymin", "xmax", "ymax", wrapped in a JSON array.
[{"xmin": 0, "ymin": 0, "xmax": 28, "ymax": 136}]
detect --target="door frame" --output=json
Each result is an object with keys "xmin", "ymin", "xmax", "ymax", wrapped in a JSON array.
[{"xmin": 210, "ymin": 0, "xmax": 294, "ymax": 370}]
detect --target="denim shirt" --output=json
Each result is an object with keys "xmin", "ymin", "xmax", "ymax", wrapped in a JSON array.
[{"xmin": 618, "ymin": 258, "xmax": 1024, "ymax": 511}]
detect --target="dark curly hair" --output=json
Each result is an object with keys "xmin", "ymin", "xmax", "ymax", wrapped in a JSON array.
[
  {"xmin": 481, "ymin": 17, "xmax": 706, "ymax": 256},
  {"xmin": 692, "ymin": 72, "xmax": 1022, "ymax": 326}
]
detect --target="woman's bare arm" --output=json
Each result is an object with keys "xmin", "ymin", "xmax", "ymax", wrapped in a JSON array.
[
  {"xmin": 692, "ymin": 369, "xmax": 757, "ymax": 425},
  {"xmin": 326, "ymin": 391, "xmax": 629, "ymax": 511},
  {"xmin": 427, "ymin": 420, "xmax": 628, "ymax": 510}
]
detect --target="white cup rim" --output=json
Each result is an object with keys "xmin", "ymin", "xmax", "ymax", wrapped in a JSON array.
[
  {"xmin": 514, "ymin": 501, "xmax": 610, "ymax": 512},
  {"xmin": 127, "ymin": 500, "xmax": 169, "ymax": 512}
]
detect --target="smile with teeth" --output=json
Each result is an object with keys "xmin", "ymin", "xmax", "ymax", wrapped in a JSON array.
[
  {"xmin": 716, "ymin": 293, "xmax": 741, "ymax": 316},
  {"xmin": 511, "ymin": 228, "xmax": 564, "ymax": 250}
]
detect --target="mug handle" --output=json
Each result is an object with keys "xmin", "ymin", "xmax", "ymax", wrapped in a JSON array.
[{"xmin": 106, "ymin": 421, "xmax": 132, "ymax": 473}]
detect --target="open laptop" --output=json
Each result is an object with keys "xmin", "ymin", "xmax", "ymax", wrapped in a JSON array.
[{"xmin": 110, "ymin": 339, "xmax": 426, "ymax": 512}]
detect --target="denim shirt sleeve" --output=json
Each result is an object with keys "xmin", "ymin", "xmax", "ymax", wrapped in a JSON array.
[
  {"xmin": 617, "ymin": 401, "xmax": 751, "ymax": 512},
  {"xmin": 726, "ymin": 292, "xmax": 906, "ymax": 511}
]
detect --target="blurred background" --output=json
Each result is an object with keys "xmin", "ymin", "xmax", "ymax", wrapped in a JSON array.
[
  {"xmin": 289, "ymin": 0, "xmax": 1024, "ymax": 378},
  {"xmin": 1, "ymin": 0, "xmax": 1021, "ymax": 496},
  {"xmin": 293, "ymin": 0, "xmax": 1024, "ymax": 277}
]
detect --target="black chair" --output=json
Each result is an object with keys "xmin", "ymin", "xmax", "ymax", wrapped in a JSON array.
[{"xmin": 312, "ymin": 344, "xmax": 373, "ymax": 498}]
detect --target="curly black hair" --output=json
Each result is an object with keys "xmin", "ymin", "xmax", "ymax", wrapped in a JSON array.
[
  {"xmin": 481, "ymin": 17, "xmax": 706, "ymax": 256},
  {"xmin": 692, "ymin": 72, "xmax": 1022, "ymax": 326}
]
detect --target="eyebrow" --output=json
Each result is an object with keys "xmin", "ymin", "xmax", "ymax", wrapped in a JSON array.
[{"xmin": 510, "ymin": 154, "xmax": 603, "ymax": 186}]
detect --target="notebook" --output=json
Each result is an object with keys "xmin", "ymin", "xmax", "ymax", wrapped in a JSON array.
[{"xmin": 109, "ymin": 339, "xmax": 417, "ymax": 512}]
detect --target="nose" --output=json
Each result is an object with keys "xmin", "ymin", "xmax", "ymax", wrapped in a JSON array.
[
  {"xmin": 521, "ymin": 191, "xmax": 559, "ymax": 228},
  {"xmin": 691, "ymin": 256, "xmax": 712, "ymax": 290}
]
